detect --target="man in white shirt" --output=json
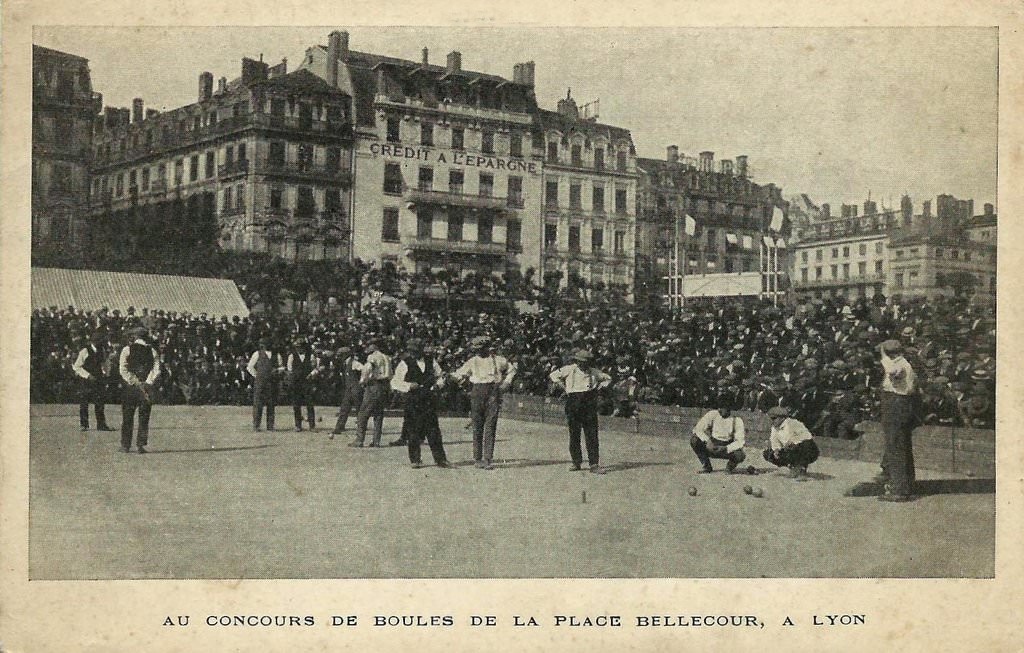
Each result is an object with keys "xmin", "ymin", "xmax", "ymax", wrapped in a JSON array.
[
  {"xmin": 72, "ymin": 330, "xmax": 115, "ymax": 431},
  {"xmin": 549, "ymin": 350, "xmax": 612, "ymax": 474},
  {"xmin": 763, "ymin": 406, "xmax": 820, "ymax": 479},
  {"xmin": 391, "ymin": 339, "xmax": 451, "ymax": 469},
  {"xmin": 118, "ymin": 325, "xmax": 161, "ymax": 453},
  {"xmin": 247, "ymin": 337, "xmax": 284, "ymax": 431},
  {"xmin": 452, "ymin": 335, "xmax": 516, "ymax": 470},
  {"xmin": 351, "ymin": 338, "xmax": 393, "ymax": 448},
  {"xmin": 690, "ymin": 399, "xmax": 747, "ymax": 473},
  {"xmin": 877, "ymin": 339, "xmax": 918, "ymax": 502}
]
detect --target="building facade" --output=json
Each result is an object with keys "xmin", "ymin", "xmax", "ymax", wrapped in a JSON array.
[
  {"xmin": 89, "ymin": 58, "xmax": 354, "ymax": 261},
  {"xmin": 537, "ymin": 93, "xmax": 638, "ymax": 296},
  {"xmin": 789, "ymin": 194, "xmax": 996, "ymax": 303},
  {"xmin": 635, "ymin": 147, "xmax": 787, "ymax": 305},
  {"xmin": 32, "ymin": 45, "xmax": 101, "ymax": 249},
  {"xmin": 300, "ymin": 31, "xmax": 542, "ymax": 282}
]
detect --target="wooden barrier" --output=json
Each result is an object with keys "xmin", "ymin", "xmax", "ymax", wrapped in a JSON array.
[{"xmin": 499, "ymin": 394, "xmax": 995, "ymax": 477}]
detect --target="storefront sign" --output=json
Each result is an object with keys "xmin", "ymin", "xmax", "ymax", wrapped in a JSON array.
[{"xmin": 367, "ymin": 143, "xmax": 540, "ymax": 174}]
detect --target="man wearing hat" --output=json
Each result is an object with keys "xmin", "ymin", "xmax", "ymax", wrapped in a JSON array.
[
  {"xmin": 549, "ymin": 350, "xmax": 612, "ymax": 474},
  {"xmin": 329, "ymin": 346, "xmax": 363, "ymax": 438},
  {"xmin": 287, "ymin": 338, "xmax": 321, "ymax": 432},
  {"xmin": 390, "ymin": 339, "xmax": 451, "ymax": 469},
  {"xmin": 690, "ymin": 398, "xmax": 747, "ymax": 474},
  {"xmin": 247, "ymin": 337, "xmax": 284, "ymax": 431},
  {"xmin": 764, "ymin": 406, "xmax": 820, "ymax": 479},
  {"xmin": 71, "ymin": 330, "xmax": 115, "ymax": 432},
  {"xmin": 452, "ymin": 335, "xmax": 517, "ymax": 469},
  {"xmin": 118, "ymin": 326, "xmax": 161, "ymax": 453},
  {"xmin": 876, "ymin": 339, "xmax": 918, "ymax": 501},
  {"xmin": 350, "ymin": 338, "xmax": 393, "ymax": 448}
]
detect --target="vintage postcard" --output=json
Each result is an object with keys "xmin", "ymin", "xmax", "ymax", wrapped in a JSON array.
[{"xmin": 2, "ymin": 1, "xmax": 1021, "ymax": 651}]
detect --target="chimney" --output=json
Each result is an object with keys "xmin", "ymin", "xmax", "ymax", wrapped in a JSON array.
[
  {"xmin": 327, "ymin": 30, "xmax": 342, "ymax": 87},
  {"xmin": 513, "ymin": 63, "xmax": 522, "ymax": 84},
  {"xmin": 699, "ymin": 151, "xmax": 714, "ymax": 173},
  {"xmin": 984, "ymin": 203, "xmax": 994, "ymax": 216},
  {"xmin": 422, "ymin": 47, "xmax": 429, "ymax": 65},
  {"xmin": 241, "ymin": 57, "xmax": 269, "ymax": 85},
  {"xmin": 720, "ymin": 159, "xmax": 733, "ymax": 175},
  {"xmin": 666, "ymin": 145, "xmax": 679, "ymax": 163},
  {"xmin": 863, "ymin": 199, "xmax": 877, "ymax": 216},
  {"xmin": 735, "ymin": 155, "xmax": 748, "ymax": 177},
  {"xmin": 198, "ymin": 71, "xmax": 213, "ymax": 101},
  {"xmin": 446, "ymin": 51, "xmax": 462, "ymax": 72},
  {"xmin": 556, "ymin": 88, "xmax": 579, "ymax": 120},
  {"xmin": 132, "ymin": 98, "xmax": 144, "ymax": 123},
  {"xmin": 146, "ymin": 108, "xmax": 159, "ymax": 119},
  {"xmin": 923, "ymin": 200, "xmax": 931, "ymax": 218},
  {"xmin": 967, "ymin": 199, "xmax": 974, "ymax": 218},
  {"xmin": 822, "ymin": 203, "xmax": 830, "ymax": 219},
  {"xmin": 522, "ymin": 61, "xmax": 535, "ymax": 86},
  {"xmin": 217, "ymin": 77, "xmax": 228, "ymax": 94}
]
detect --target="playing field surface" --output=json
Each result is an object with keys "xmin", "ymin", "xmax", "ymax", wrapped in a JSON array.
[{"xmin": 28, "ymin": 405, "xmax": 994, "ymax": 579}]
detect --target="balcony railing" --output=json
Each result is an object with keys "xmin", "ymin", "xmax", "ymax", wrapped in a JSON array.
[
  {"xmin": 405, "ymin": 188, "xmax": 508, "ymax": 211},
  {"xmin": 406, "ymin": 236, "xmax": 509, "ymax": 257},
  {"xmin": 259, "ymin": 158, "xmax": 352, "ymax": 183},
  {"xmin": 507, "ymin": 194, "xmax": 525, "ymax": 209},
  {"xmin": 792, "ymin": 273, "xmax": 886, "ymax": 288},
  {"xmin": 218, "ymin": 159, "xmax": 250, "ymax": 177}
]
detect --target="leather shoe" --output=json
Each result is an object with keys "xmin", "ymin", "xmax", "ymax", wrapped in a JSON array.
[
  {"xmin": 120, "ymin": 446, "xmax": 130, "ymax": 453},
  {"xmin": 137, "ymin": 447, "xmax": 147, "ymax": 454},
  {"xmin": 435, "ymin": 462, "xmax": 455, "ymax": 469},
  {"xmin": 98, "ymin": 425, "xmax": 115, "ymax": 431},
  {"xmin": 878, "ymin": 493, "xmax": 913, "ymax": 502},
  {"xmin": 589, "ymin": 465, "xmax": 606, "ymax": 475},
  {"xmin": 698, "ymin": 465, "xmax": 714, "ymax": 474},
  {"xmin": 569, "ymin": 464, "xmax": 583, "ymax": 471},
  {"xmin": 411, "ymin": 462, "xmax": 423, "ymax": 469},
  {"xmin": 388, "ymin": 439, "xmax": 406, "ymax": 447}
]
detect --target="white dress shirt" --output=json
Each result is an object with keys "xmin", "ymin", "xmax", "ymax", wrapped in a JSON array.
[
  {"xmin": 453, "ymin": 355, "xmax": 516, "ymax": 387},
  {"xmin": 769, "ymin": 417, "xmax": 814, "ymax": 452},
  {"xmin": 360, "ymin": 350, "xmax": 393, "ymax": 383},
  {"xmin": 549, "ymin": 364, "xmax": 611, "ymax": 395},
  {"xmin": 692, "ymin": 410, "xmax": 746, "ymax": 453},
  {"xmin": 881, "ymin": 353, "xmax": 916, "ymax": 395},
  {"xmin": 246, "ymin": 350, "xmax": 281, "ymax": 377},
  {"xmin": 72, "ymin": 345, "xmax": 98, "ymax": 379}
]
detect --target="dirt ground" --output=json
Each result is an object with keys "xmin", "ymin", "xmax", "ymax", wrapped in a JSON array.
[{"xmin": 28, "ymin": 404, "xmax": 994, "ymax": 579}]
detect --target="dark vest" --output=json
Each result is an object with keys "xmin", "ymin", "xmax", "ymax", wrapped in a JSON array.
[
  {"xmin": 291, "ymin": 352, "xmax": 313, "ymax": 380},
  {"xmin": 126, "ymin": 343, "xmax": 154, "ymax": 380},
  {"xmin": 81, "ymin": 346, "xmax": 103, "ymax": 378},
  {"xmin": 342, "ymin": 357, "xmax": 362, "ymax": 384},
  {"xmin": 403, "ymin": 356, "xmax": 436, "ymax": 390},
  {"xmin": 253, "ymin": 351, "xmax": 276, "ymax": 381}
]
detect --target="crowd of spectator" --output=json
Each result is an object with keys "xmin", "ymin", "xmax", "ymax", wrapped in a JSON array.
[{"xmin": 30, "ymin": 294, "xmax": 996, "ymax": 433}]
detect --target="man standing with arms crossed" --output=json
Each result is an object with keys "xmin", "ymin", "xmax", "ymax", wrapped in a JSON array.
[
  {"xmin": 72, "ymin": 330, "xmax": 115, "ymax": 432},
  {"xmin": 391, "ymin": 339, "xmax": 452, "ymax": 469},
  {"xmin": 329, "ymin": 346, "xmax": 363, "ymax": 439},
  {"xmin": 549, "ymin": 350, "xmax": 611, "ymax": 475},
  {"xmin": 350, "ymin": 338, "xmax": 392, "ymax": 448},
  {"xmin": 118, "ymin": 325, "xmax": 161, "ymax": 454},
  {"xmin": 452, "ymin": 336, "xmax": 516, "ymax": 470},
  {"xmin": 247, "ymin": 337, "xmax": 283, "ymax": 431}
]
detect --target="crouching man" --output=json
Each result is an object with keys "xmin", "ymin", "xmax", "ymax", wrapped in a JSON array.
[
  {"xmin": 690, "ymin": 396, "xmax": 747, "ymax": 473},
  {"xmin": 763, "ymin": 406, "xmax": 820, "ymax": 480}
]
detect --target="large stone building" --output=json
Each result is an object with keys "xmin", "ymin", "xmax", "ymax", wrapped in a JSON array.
[
  {"xmin": 89, "ymin": 57, "xmax": 355, "ymax": 261},
  {"xmin": 635, "ymin": 147, "xmax": 787, "ymax": 305},
  {"xmin": 790, "ymin": 194, "xmax": 996, "ymax": 303},
  {"xmin": 537, "ymin": 92, "xmax": 638, "ymax": 296},
  {"xmin": 299, "ymin": 31, "xmax": 542, "ymax": 281},
  {"xmin": 32, "ymin": 45, "xmax": 101, "ymax": 250}
]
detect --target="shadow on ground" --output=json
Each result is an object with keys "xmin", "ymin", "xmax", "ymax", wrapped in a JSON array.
[{"xmin": 845, "ymin": 478, "xmax": 995, "ymax": 498}]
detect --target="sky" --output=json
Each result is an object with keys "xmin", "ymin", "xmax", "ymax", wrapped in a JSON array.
[{"xmin": 35, "ymin": 26, "xmax": 998, "ymax": 210}]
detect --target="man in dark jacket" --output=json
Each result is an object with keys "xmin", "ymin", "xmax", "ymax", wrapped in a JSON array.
[
  {"xmin": 118, "ymin": 326, "xmax": 161, "ymax": 453},
  {"xmin": 72, "ymin": 330, "xmax": 115, "ymax": 431}
]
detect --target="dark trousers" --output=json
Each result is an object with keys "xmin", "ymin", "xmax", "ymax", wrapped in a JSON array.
[
  {"xmin": 404, "ymin": 390, "xmax": 447, "ymax": 465},
  {"xmin": 763, "ymin": 439, "xmax": 820, "ymax": 468},
  {"xmin": 880, "ymin": 392, "xmax": 916, "ymax": 495},
  {"xmin": 253, "ymin": 382, "xmax": 277, "ymax": 429},
  {"xmin": 355, "ymin": 381, "xmax": 387, "ymax": 446},
  {"xmin": 78, "ymin": 378, "xmax": 109, "ymax": 428},
  {"xmin": 121, "ymin": 385, "xmax": 152, "ymax": 449},
  {"xmin": 470, "ymin": 383, "xmax": 502, "ymax": 462},
  {"xmin": 333, "ymin": 385, "xmax": 363, "ymax": 432},
  {"xmin": 292, "ymin": 382, "xmax": 315, "ymax": 429},
  {"xmin": 690, "ymin": 435, "xmax": 747, "ymax": 470},
  {"xmin": 565, "ymin": 391, "xmax": 600, "ymax": 467}
]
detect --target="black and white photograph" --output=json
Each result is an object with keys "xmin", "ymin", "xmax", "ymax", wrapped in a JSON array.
[{"xmin": 3, "ymin": 5, "xmax": 1021, "ymax": 651}]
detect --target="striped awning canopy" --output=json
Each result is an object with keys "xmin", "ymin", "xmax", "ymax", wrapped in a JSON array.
[{"xmin": 32, "ymin": 267, "xmax": 249, "ymax": 317}]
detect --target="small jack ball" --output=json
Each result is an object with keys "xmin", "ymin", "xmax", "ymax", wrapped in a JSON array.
[
  {"xmin": 743, "ymin": 485, "xmax": 753, "ymax": 495},
  {"xmin": 752, "ymin": 488, "xmax": 764, "ymax": 498},
  {"xmin": 687, "ymin": 487, "xmax": 697, "ymax": 496}
]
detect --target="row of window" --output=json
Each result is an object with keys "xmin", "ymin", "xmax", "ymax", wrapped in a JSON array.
[
  {"xmin": 388, "ymin": 118, "xmax": 520, "ymax": 157},
  {"xmin": 264, "ymin": 186, "xmax": 346, "ymax": 216},
  {"xmin": 380, "ymin": 207, "xmax": 520, "ymax": 248},
  {"xmin": 800, "ymin": 241, "xmax": 885, "ymax": 264},
  {"xmin": 543, "ymin": 223, "xmax": 627, "ymax": 254},
  {"xmin": 545, "ymin": 180, "xmax": 629, "ymax": 214},
  {"xmin": 799, "ymin": 260, "xmax": 885, "ymax": 282},
  {"xmin": 546, "ymin": 141, "xmax": 627, "ymax": 172},
  {"xmin": 383, "ymin": 164, "xmax": 525, "ymax": 206}
]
